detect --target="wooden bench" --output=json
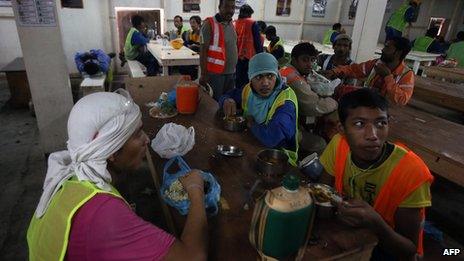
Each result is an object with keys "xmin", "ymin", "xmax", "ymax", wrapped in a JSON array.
[
  {"xmin": 127, "ymin": 60, "xmax": 146, "ymax": 78},
  {"xmin": 414, "ymin": 76, "xmax": 464, "ymax": 114},
  {"xmin": 421, "ymin": 66, "xmax": 464, "ymax": 83},
  {"xmin": 80, "ymin": 75, "xmax": 106, "ymax": 97},
  {"xmin": 389, "ymin": 105, "xmax": 464, "ymax": 187}
]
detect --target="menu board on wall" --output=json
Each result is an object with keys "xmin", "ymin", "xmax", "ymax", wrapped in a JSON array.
[
  {"xmin": 276, "ymin": 0, "xmax": 291, "ymax": 17},
  {"xmin": 14, "ymin": 0, "xmax": 57, "ymax": 27},
  {"xmin": 183, "ymin": 0, "xmax": 200, "ymax": 13},
  {"xmin": 312, "ymin": 0, "xmax": 327, "ymax": 18}
]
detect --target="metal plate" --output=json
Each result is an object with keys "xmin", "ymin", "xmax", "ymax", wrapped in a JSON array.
[{"xmin": 216, "ymin": 145, "xmax": 244, "ymax": 157}]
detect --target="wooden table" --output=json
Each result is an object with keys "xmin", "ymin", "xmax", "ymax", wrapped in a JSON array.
[
  {"xmin": 374, "ymin": 47, "xmax": 440, "ymax": 74},
  {"xmin": 0, "ymin": 57, "xmax": 31, "ymax": 108},
  {"xmin": 147, "ymin": 41, "xmax": 199, "ymax": 76},
  {"xmin": 421, "ymin": 66, "xmax": 464, "ymax": 83},
  {"xmin": 264, "ymin": 40, "xmax": 334, "ymax": 55},
  {"xmin": 389, "ymin": 105, "xmax": 464, "ymax": 187},
  {"xmin": 126, "ymin": 76, "xmax": 377, "ymax": 260},
  {"xmin": 413, "ymin": 76, "xmax": 464, "ymax": 113}
]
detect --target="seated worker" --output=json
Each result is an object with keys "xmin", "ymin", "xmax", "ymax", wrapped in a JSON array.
[
  {"xmin": 412, "ymin": 27, "xmax": 444, "ymax": 53},
  {"xmin": 322, "ymin": 23, "xmax": 344, "ymax": 45},
  {"xmin": 319, "ymin": 88, "xmax": 433, "ymax": 260},
  {"xmin": 320, "ymin": 36, "xmax": 414, "ymax": 106},
  {"xmin": 318, "ymin": 34, "xmax": 353, "ymax": 71},
  {"xmin": 219, "ymin": 53, "xmax": 299, "ymax": 165},
  {"xmin": 445, "ymin": 31, "xmax": 464, "ymax": 68},
  {"xmin": 74, "ymin": 49, "xmax": 114, "ymax": 77},
  {"xmin": 174, "ymin": 15, "xmax": 190, "ymax": 38},
  {"xmin": 280, "ymin": 42, "xmax": 337, "ymax": 119},
  {"xmin": 179, "ymin": 15, "xmax": 202, "ymax": 80},
  {"xmin": 234, "ymin": 4, "xmax": 264, "ymax": 89},
  {"xmin": 124, "ymin": 15, "xmax": 160, "ymax": 76},
  {"xmin": 264, "ymin": 25, "xmax": 285, "ymax": 62},
  {"xmin": 27, "ymin": 91, "xmax": 207, "ymax": 260}
]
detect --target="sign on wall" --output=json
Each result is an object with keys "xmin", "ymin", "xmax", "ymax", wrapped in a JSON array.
[
  {"xmin": 183, "ymin": 0, "xmax": 200, "ymax": 13},
  {"xmin": 312, "ymin": 0, "xmax": 327, "ymax": 18},
  {"xmin": 348, "ymin": 0, "xmax": 358, "ymax": 20},
  {"xmin": 276, "ymin": 0, "xmax": 291, "ymax": 17},
  {"xmin": 13, "ymin": 0, "xmax": 57, "ymax": 27},
  {"xmin": 0, "ymin": 0, "xmax": 11, "ymax": 7},
  {"xmin": 235, "ymin": 0, "xmax": 246, "ymax": 13}
]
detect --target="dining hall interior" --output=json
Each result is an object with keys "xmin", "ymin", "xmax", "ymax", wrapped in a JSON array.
[{"xmin": 1, "ymin": 0, "xmax": 464, "ymax": 260}]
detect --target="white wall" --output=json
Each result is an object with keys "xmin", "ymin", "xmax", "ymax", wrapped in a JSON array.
[{"xmin": 0, "ymin": 7, "xmax": 22, "ymax": 68}]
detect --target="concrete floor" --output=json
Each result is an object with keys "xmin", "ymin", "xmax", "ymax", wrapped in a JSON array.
[{"xmin": 0, "ymin": 75, "xmax": 462, "ymax": 260}]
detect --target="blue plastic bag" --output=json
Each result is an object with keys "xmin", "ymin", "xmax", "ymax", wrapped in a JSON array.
[{"xmin": 160, "ymin": 156, "xmax": 221, "ymax": 216}]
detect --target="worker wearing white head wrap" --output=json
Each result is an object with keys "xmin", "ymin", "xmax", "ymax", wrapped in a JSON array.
[{"xmin": 34, "ymin": 89, "xmax": 141, "ymax": 218}]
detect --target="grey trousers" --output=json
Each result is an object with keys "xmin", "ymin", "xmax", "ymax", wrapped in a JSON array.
[{"xmin": 208, "ymin": 73, "xmax": 235, "ymax": 101}]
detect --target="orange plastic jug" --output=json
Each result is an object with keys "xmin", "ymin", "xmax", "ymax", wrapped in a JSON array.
[{"xmin": 176, "ymin": 81, "xmax": 199, "ymax": 114}]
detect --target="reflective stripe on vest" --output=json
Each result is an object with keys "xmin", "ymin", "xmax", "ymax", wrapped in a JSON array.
[
  {"xmin": 280, "ymin": 65, "xmax": 305, "ymax": 85},
  {"xmin": 267, "ymin": 38, "xmax": 284, "ymax": 53},
  {"xmin": 124, "ymin": 27, "xmax": 140, "ymax": 60},
  {"xmin": 386, "ymin": 1, "xmax": 409, "ymax": 33},
  {"xmin": 235, "ymin": 18, "xmax": 256, "ymax": 60},
  {"xmin": 323, "ymin": 29, "xmax": 336, "ymax": 45},
  {"xmin": 207, "ymin": 17, "xmax": 226, "ymax": 73},
  {"xmin": 242, "ymin": 84, "xmax": 299, "ymax": 166},
  {"xmin": 323, "ymin": 55, "xmax": 333, "ymax": 70},
  {"xmin": 412, "ymin": 36, "xmax": 434, "ymax": 52},
  {"xmin": 333, "ymin": 135, "xmax": 434, "ymax": 256},
  {"xmin": 364, "ymin": 60, "xmax": 412, "ymax": 89},
  {"xmin": 27, "ymin": 178, "xmax": 124, "ymax": 261}
]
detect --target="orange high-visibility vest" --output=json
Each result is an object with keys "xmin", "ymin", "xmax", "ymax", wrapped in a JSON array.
[
  {"xmin": 333, "ymin": 135, "xmax": 433, "ymax": 256},
  {"xmin": 234, "ymin": 18, "xmax": 256, "ymax": 60},
  {"xmin": 280, "ymin": 65, "xmax": 305, "ymax": 85},
  {"xmin": 206, "ymin": 17, "xmax": 226, "ymax": 73}
]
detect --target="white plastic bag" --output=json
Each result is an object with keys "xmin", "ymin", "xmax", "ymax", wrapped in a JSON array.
[
  {"xmin": 307, "ymin": 70, "xmax": 341, "ymax": 97},
  {"xmin": 151, "ymin": 123, "xmax": 195, "ymax": 158}
]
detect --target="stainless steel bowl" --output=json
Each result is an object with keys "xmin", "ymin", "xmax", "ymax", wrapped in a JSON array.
[
  {"xmin": 216, "ymin": 145, "xmax": 244, "ymax": 157},
  {"xmin": 256, "ymin": 149, "xmax": 289, "ymax": 177},
  {"xmin": 223, "ymin": 116, "xmax": 247, "ymax": 132}
]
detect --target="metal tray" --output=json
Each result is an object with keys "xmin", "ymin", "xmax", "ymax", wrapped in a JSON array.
[{"xmin": 216, "ymin": 145, "xmax": 244, "ymax": 157}]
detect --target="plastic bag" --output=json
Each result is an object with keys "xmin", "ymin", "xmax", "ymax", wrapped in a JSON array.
[
  {"xmin": 160, "ymin": 156, "xmax": 221, "ymax": 216},
  {"xmin": 151, "ymin": 123, "xmax": 195, "ymax": 158},
  {"xmin": 307, "ymin": 70, "xmax": 341, "ymax": 97}
]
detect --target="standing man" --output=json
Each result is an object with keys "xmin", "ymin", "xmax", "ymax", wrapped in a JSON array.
[
  {"xmin": 319, "ymin": 89, "xmax": 433, "ymax": 259},
  {"xmin": 199, "ymin": 0, "xmax": 237, "ymax": 101},
  {"xmin": 412, "ymin": 27, "xmax": 444, "ymax": 53},
  {"xmin": 234, "ymin": 4, "xmax": 264, "ymax": 89},
  {"xmin": 264, "ymin": 25, "xmax": 285, "ymax": 62},
  {"xmin": 322, "ymin": 23, "xmax": 344, "ymax": 45},
  {"xmin": 174, "ymin": 15, "xmax": 190, "ymax": 38},
  {"xmin": 124, "ymin": 15, "xmax": 159, "ymax": 76},
  {"xmin": 320, "ymin": 37, "xmax": 414, "ymax": 106},
  {"xmin": 385, "ymin": 0, "xmax": 420, "ymax": 41}
]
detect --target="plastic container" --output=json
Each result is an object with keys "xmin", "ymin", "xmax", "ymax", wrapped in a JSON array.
[{"xmin": 176, "ymin": 79, "xmax": 199, "ymax": 114}]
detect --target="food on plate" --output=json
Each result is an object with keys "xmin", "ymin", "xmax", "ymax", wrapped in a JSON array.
[
  {"xmin": 164, "ymin": 180, "xmax": 188, "ymax": 202},
  {"xmin": 310, "ymin": 184, "xmax": 336, "ymax": 203}
]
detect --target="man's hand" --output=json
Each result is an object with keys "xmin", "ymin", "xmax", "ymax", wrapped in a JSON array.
[
  {"xmin": 223, "ymin": 98, "xmax": 237, "ymax": 117},
  {"xmin": 374, "ymin": 63, "xmax": 392, "ymax": 77},
  {"xmin": 319, "ymin": 70, "xmax": 337, "ymax": 80},
  {"xmin": 246, "ymin": 115, "xmax": 255, "ymax": 128},
  {"xmin": 335, "ymin": 199, "xmax": 383, "ymax": 229},
  {"xmin": 180, "ymin": 170, "xmax": 205, "ymax": 198}
]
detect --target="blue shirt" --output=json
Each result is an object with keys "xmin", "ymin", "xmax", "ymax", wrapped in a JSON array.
[
  {"xmin": 74, "ymin": 49, "xmax": 111, "ymax": 74},
  {"xmin": 219, "ymin": 86, "xmax": 297, "ymax": 151},
  {"xmin": 131, "ymin": 31, "xmax": 149, "ymax": 46},
  {"xmin": 252, "ymin": 22, "xmax": 264, "ymax": 54}
]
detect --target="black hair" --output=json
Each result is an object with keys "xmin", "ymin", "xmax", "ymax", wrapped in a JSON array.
[
  {"xmin": 338, "ymin": 89, "xmax": 389, "ymax": 125},
  {"xmin": 131, "ymin": 15, "xmax": 144, "ymax": 28},
  {"xmin": 257, "ymin": 21, "xmax": 267, "ymax": 33},
  {"xmin": 333, "ymin": 23, "xmax": 342, "ymax": 31},
  {"xmin": 389, "ymin": 36, "xmax": 412, "ymax": 61},
  {"xmin": 83, "ymin": 62, "xmax": 100, "ymax": 76},
  {"xmin": 456, "ymin": 31, "xmax": 464, "ymax": 41},
  {"xmin": 264, "ymin": 25, "xmax": 276, "ymax": 36},
  {"xmin": 238, "ymin": 4, "xmax": 254, "ymax": 18},
  {"xmin": 291, "ymin": 42, "xmax": 319, "ymax": 59},
  {"xmin": 174, "ymin": 15, "xmax": 183, "ymax": 22},
  {"xmin": 426, "ymin": 27, "xmax": 439, "ymax": 38},
  {"xmin": 189, "ymin": 15, "xmax": 202, "ymax": 25},
  {"xmin": 219, "ymin": 0, "xmax": 235, "ymax": 7}
]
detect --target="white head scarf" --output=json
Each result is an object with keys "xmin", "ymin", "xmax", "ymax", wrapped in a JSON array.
[{"xmin": 35, "ymin": 89, "xmax": 141, "ymax": 218}]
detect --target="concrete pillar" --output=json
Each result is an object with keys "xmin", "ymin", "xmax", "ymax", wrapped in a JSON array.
[
  {"xmin": 12, "ymin": 1, "xmax": 73, "ymax": 153},
  {"xmin": 351, "ymin": 0, "xmax": 388, "ymax": 63}
]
